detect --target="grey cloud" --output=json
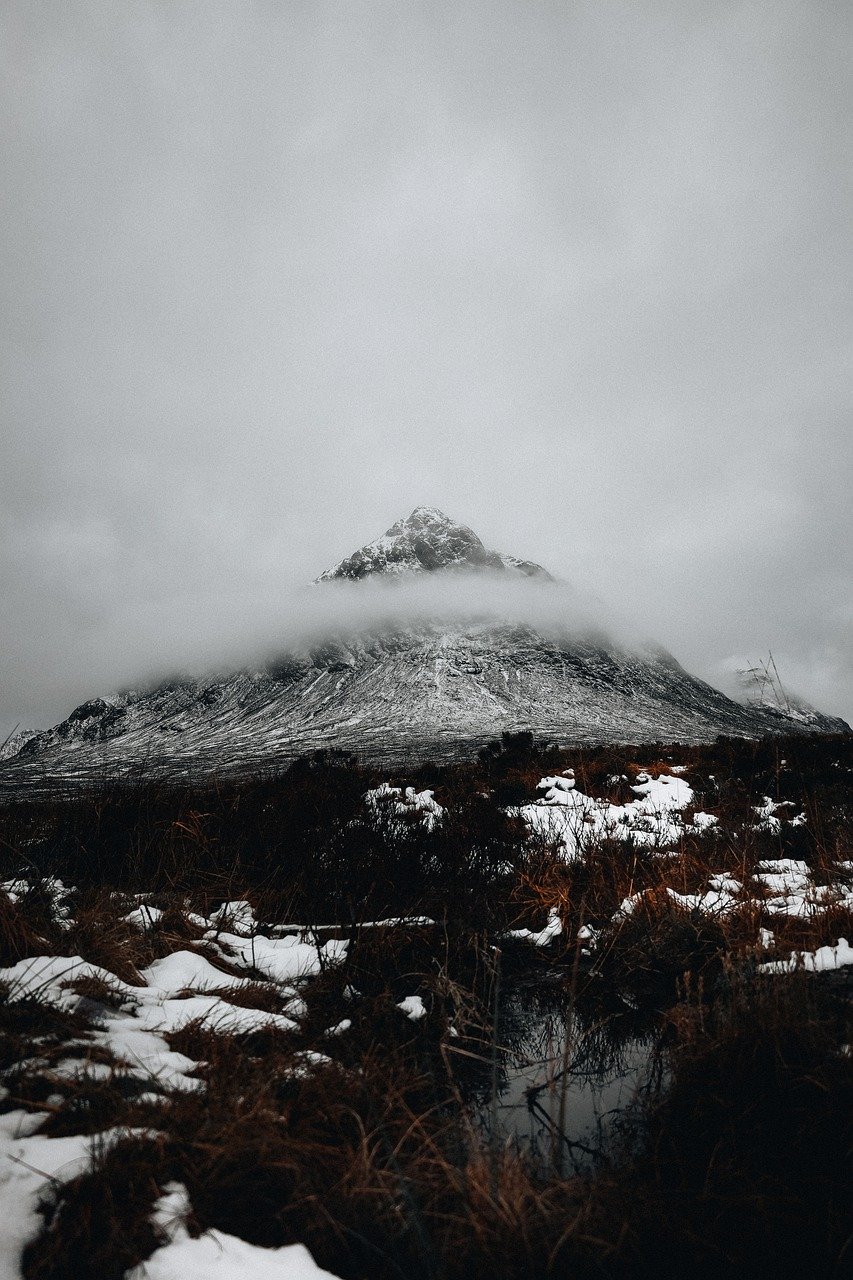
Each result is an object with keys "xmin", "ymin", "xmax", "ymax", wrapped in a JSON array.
[{"xmin": 1, "ymin": 0, "xmax": 850, "ymax": 738}]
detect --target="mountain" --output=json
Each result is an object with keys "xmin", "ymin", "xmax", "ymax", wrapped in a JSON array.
[
  {"xmin": 316, "ymin": 505, "xmax": 552, "ymax": 581},
  {"xmin": 1, "ymin": 508, "xmax": 847, "ymax": 789},
  {"xmin": 0, "ymin": 730, "xmax": 39, "ymax": 763}
]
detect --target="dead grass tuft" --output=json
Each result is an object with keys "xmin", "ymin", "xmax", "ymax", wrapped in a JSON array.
[
  {"xmin": 0, "ymin": 892, "xmax": 52, "ymax": 966},
  {"xmin": 23, "ymin": 1136, "xmax": 168, "ymax": 1280}
]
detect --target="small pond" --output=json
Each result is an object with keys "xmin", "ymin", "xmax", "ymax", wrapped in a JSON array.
[{"xmin": 472, "ymin": 964, "xmax": 668, "ymax": 1174}]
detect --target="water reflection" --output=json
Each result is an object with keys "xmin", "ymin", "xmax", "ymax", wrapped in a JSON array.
[{"xmin": 474, "ymin": 964, "xmax": 667, "ymax": 1174}]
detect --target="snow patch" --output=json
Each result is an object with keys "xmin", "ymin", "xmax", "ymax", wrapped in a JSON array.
[
  {"xmin": 518, "ymin": 771, "xmax": 695, "ymax": 861},
  {"xmin": 0, "ymin": 1113, "xmax": 144, "ymax": 1280},
  {"xmin": 760, "ymin": 938, "xmax": 853, "ymax": 974},
  {"xmin": 127, "ymin": 1182, "xmax": 340, "ymax": 1279},
  {"xmin": 397, "ymin": 995, "xmax": 426, "ymax": 1020},
  {"xmin": 364, "ymin": 784, "xmax": 444, "ymax": 831},
  {"xmin": 505, "ymin": 907, "xmax": 564, "ymax": 947}
]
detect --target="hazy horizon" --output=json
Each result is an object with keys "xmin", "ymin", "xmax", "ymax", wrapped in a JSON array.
[{"xmin": 2, "ymin": 2, "xmax": 851, "ymax": 739}]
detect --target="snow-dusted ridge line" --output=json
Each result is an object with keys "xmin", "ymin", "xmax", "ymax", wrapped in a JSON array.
[{"xmin": 316, "ymin": 505, "xmax": 552, "ymax": 583}]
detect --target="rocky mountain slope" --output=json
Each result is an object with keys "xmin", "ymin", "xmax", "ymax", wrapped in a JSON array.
[
  {"xmin": 2, "ymin": 508, "xmax": 847, "ymax": 787},
  {"xmin": 317, "ymin": 505, "xmax": 552, "ymax": 581}
]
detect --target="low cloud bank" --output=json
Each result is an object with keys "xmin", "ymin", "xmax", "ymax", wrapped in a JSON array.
[
  {"xmin": 1, "ymin": 570, "xmax": 649, "ymax": 736},
  {"xmin": 3, "ymin": 568, "xmax": 846, "ymax": 739},
  {"xmin": 121, "ymin": 570, "xmax": 647, "ymax": 688},
  {"xmin": 281, "ymin": 572, "xmax": 632, "ymax": 651}
]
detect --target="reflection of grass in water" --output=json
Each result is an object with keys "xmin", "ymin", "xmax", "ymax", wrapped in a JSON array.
[{"xmin": 466, "ymin": 963, "xmax": 668, "ymax": 1174}]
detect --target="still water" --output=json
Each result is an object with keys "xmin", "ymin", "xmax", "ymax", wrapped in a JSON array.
[{"xmin": 478, "ymin": 966, "xmax": 667, "ymax": 1174}]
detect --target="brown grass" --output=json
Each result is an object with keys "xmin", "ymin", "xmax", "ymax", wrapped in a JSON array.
[
  {"xmin": 0, "ymin": 892, "xmax": 52, "ymax": 966},
  {"xmin": 2, "ymin": 734, "xmax": 852, "ymax": 1277},
  {"xmin": 23, "ymin": 1136, "xmax": 167, "ymax": 1280},
  {"xmin": 13, "ymin": 954, "xmax": 853, "ymax": 1280}
]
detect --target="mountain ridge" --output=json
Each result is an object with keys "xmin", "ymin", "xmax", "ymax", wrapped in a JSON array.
[
  {"xmin": 1, "ymin": 508, "xmax": 847, "ymax": 788},
  {"xmin": 317, "ymin": 506, "xmax": 553, "ymax": 582}
]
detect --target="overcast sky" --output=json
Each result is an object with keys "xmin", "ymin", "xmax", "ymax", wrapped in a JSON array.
[{"xmin": 1, "ymin": 0, "xmax": 851, "ymax": 738}]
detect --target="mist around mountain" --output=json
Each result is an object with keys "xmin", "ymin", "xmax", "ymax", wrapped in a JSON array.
[{"xmin": 1, "ymin": 507, "xmax": 847, "ymax": 785}]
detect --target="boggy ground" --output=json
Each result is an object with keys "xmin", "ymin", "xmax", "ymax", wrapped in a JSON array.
[{"xmin": 0, "ymin": 732, "xmax": 850, "ymax": 1279}]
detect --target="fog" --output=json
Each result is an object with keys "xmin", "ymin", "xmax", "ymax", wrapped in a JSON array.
[
  {"xmin": 87, "ymin": 571, "xmax": 631, "ymax": 693},
  {"xmin": 1, "ymin": 1, "xmax": 851, "ymax": 739}
]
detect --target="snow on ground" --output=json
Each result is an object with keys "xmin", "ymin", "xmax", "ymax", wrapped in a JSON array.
[
  {"xmin": 0, "ymin": 954, "xmax": 139, "ymax": 1010},
  {"xmin": 506, "ymin": 907, "xmax": 564, "ymax": 947},
  {"xmin": 0, "ymin": 895, "xmax": 356, "ymax": 1279},
  {"xmin": 364, "ymin": 783, "xmax": 444, "ymax": 830},
  {"xmin": 0, "ymin": 756, "xmax": 847, "ymax": 1276},
  {"xmin": 397, "ymin": 995, "xmax": 427, "ymax": 1020},
  {"xmin": 124, "ymin": 904, "xmax": 164, "ymax": 929},
  {"xmin": 613, "ymin": 879, "xmax": 742, "ymax": 921},
  {"xmin": 127, "ymin": 1183, "xmax": 340, "ymax": 1279},
  {"xmin": 206, "ymin": 900, "xmax": 257, "ymax": 935},
  {"xmin": 577, "ymin": 923, "xmax": 601, "ymax": 954},
  {"xmin": 0, "ymin": 952, "xmax": 277, "ymax": 1094},
  {"xmin": 0, "ymin": 877, "xmax": 449, "ymax": 1275},
  {"xmin": 517, "ymin": 769, "xmax": 695, "ymax": 861},
  {"xmin": 752, "ymin": 859, "xmax": 847, "ymax": 918},
  {"xmin": 514, "ymin": 770, "xmax": 853, "ymax": 933},
  {"xmin": 124, "ymin": 898, "xmax": 351, "ymax": 987},
  {"xmin": 204, "ymin": 930, "xmax": 347, "ymax": 986},
  {"xmin": 754, "ymin": 859, "xmax": 812, "ymax": 897},
  {"xmin": 0, "ymin": 1112, "xmax": 145, "ymax": 1280},
  {"xmin": 687, "ymin": 811, "xmax": 718, "ymax": 832},
  {"xmin": 760, "ymin": 938, "xmax": 853, "ymax": 974},
  {"xmin": 610, "ymin": 856, "xmax": 853, "ymax": 930},
  {"xmin": 0, "ymin": 901, "xmax": 350, "ymax": 1101},
  {"xmin": 140, "ymin": 949, "xmax": 254, "ymax": 992},
  {"xmin": 267, "ymin": 917, "xmax": 436, "ymax": 939},
  {"xmin": 1, "ymin": 877, "xmax": 73, "ymax": 928},
  {"xmin": 752, "ymin": 798, "xmax": 806, "ymax": 831}
]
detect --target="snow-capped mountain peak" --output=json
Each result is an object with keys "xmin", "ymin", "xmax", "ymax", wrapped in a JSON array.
[
  {"xmin": 316, "ymin": 507, "xmax": 552, "ymax": 582},
  {"xmin": 2, "ymin": 508, "xmax": 847, "ymax": 785}
]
